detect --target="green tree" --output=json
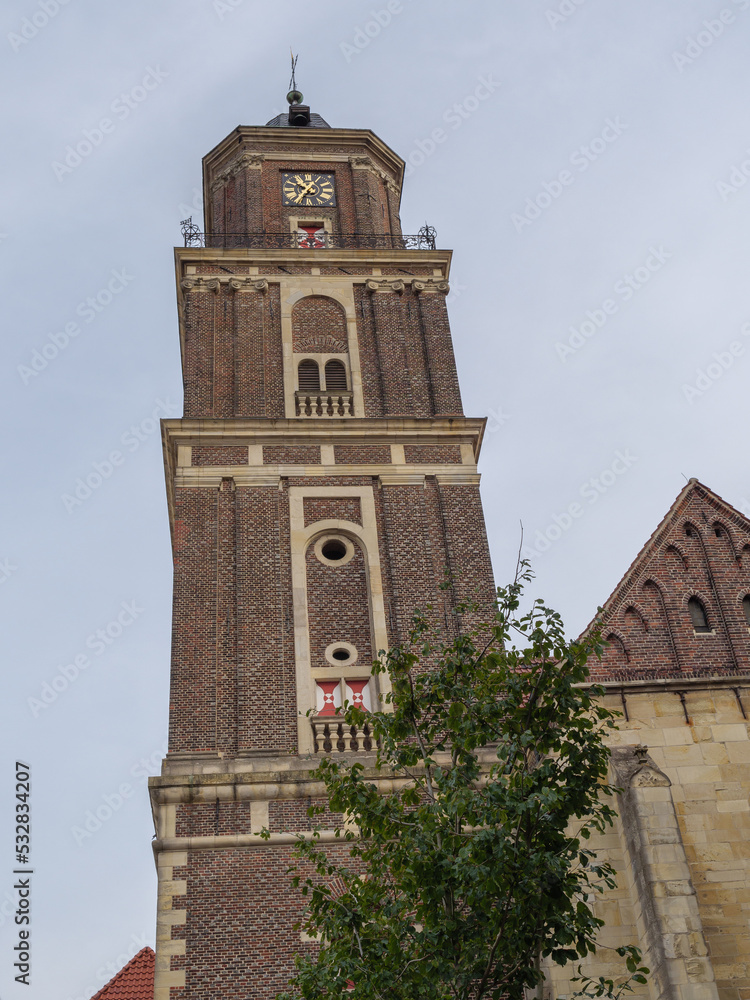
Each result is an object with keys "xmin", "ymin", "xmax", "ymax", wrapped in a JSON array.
[{"xmin": 275, "ymin": 568, "xmax": 647, "ymax": 1000}]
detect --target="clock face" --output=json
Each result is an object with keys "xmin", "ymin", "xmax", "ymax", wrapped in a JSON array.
[{"xmin": 282, "ymin": 172, "xmax": 336, "ymax": 207}]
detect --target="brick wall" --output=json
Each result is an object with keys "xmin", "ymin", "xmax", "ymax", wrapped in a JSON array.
[
  {"xmin": 169, "ymin": 487, "xmax": 219, "ymax": 753},
  {"xmin": 303, "ymin": 497, "xmax": 362, "ymax": 526},
  {"xmin": 333, "ymin": 445, "xmax": 391, "ymax": 465},
  {"xmin": 193, "ymin": 447, "xmax": 248, "ymax": 466},
  {"xmin": 182, "ymin": 283, "xmax": 284, "ymax": 420},
  {"xmin": 263, "ymin": 446, "xmax": 321, "ymax": 465},
  {"xmin": 170, "ymin": 842, "xmax": 362, "ymax": 1000},
  {"xmin": 404, "ymin": 445, "xmax": 462, "ymax": 464},
  {"xmin": 292, "ymin": 296, "xmax": 348, "ymax": 353}
]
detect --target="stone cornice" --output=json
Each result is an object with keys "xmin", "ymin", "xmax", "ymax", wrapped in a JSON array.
[
  {"xmin": 583, "ymin": 673, "xmax": 750, "ymax": 695},
  {"xmin": 174, "ymin": 247, "xmax": 452, "ymax": 269},
  {"xmin": 152, "ymin": 831, "xmax": 344, "ymax": 855},
  {"xmin": 163, "ymin": 416, "xmax": 486, "ymax": 447}
]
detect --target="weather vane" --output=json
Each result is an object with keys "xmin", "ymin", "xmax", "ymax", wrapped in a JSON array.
[{"xmin": 288, "ymin": 49, "xmax": 303, "ymax": 105}]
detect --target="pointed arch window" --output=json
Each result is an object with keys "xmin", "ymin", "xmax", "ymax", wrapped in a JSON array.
[
  {"xmin": 688, "ymin": 597, "xmax": 711, "ymax": 633},
  {"xmin": 298, "ymin": 359, "xmax": 321, "ymax": 392},
  {"xmin": 324, "ymin": 359, "xmax": 348, "ymax": 391},
  {"xmin": 743, "ymin": 595, "xmax": 750, "ymax": 627}
]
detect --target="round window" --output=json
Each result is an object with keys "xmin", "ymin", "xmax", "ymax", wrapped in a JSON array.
[
  {"xmin": 314, "ymin": 535, "xmax": 355, "ymax": 567},
  {"xmin": 322, "ymin": 539, "xmax": 347, "ymax": 561},
  {"xmin": 324, "ymin": 642, "xmax": 358, "ymax": 667}
]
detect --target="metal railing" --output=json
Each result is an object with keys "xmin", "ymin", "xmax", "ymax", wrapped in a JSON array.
[{"xmin": 180, "ymin": 219, "xmax": 437, "ymax": 251}]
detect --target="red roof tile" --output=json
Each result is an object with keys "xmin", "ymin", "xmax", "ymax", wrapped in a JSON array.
[{"xmin": 89, "ymin": 946, "xmax": 154, "ymax": 1000}]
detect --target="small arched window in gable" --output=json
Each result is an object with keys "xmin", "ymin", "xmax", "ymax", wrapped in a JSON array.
[
  {"xmin": 743, "ymin": 595, "xmax": 750, "ymax": 627},
  {"xmin": 298, "ymin": 359, "xmax": 321, "ymax": 392},
  {"xmin": 324, "ymin": 359, "xmax": 348, "ymax": 391},
  {"xmin": 685, "ymin": 523, "xmax": 696, "ymax": 538},
  {"xmin": 688, "ymin": 596, "xmax": 711, "ymax": 633}
]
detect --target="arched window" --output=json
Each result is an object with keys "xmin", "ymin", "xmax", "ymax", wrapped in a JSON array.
[
  {"xmin": 688, "ymin": 597, "xmax": 711, "ymax": 633},
  {"xmin": 324, "ymin": 359, "xmax": 348, "ymax": 391},
  {"xmin": 743, "ymin": 595, "xmax": 750, "ymax": 627},
  {"xmin": 298, "ymin": 359, "xmax": 320, "ymax": 392}
]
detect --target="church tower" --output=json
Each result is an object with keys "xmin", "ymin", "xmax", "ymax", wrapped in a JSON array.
[{"xmin": 149, "ymin": 92, "xmax": 496, "ymax": 1000}]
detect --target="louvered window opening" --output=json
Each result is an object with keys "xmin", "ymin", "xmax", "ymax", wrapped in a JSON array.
[
  {"xmin": 325, "ymin": 360, "xmax": 348, "ymax": 391},
  {"xmin": 298, "ymin": 360, "xmax": 321, "ymax": 391},
  {"xmin": 688, "ymin": 597, "xmax": 711, "ymax": 633}
]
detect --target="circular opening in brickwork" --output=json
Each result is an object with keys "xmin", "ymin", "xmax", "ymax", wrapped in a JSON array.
[
  {"xmin": 324, "ymin": 642, "xmax": 359, "ymax": 667},
  {"xmin": 322, "ymin": 539, "xmax": 347, "ymax": 561},
  {"xmin": 313, "ymin": 535, "xmax": 355, "ymax": 567}
]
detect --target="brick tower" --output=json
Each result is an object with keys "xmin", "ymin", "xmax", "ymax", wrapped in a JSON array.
[{"xmin": 149, "ymin": 93, "xmax": 496, "ymax": 1000}]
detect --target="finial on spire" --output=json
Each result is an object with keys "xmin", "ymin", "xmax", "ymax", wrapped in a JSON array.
[{"xmin": 287, "ymin": 50, "xmax": 303, "ymax": 106}]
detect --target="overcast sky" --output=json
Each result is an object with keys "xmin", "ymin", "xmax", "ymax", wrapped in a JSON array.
[{"xmin": 1, "ymin": 2, "xmax": 749, "ymax": 997}]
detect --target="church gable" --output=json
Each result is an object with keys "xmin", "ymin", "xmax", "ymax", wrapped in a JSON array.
[{"xmin": 589, "ymin": 479, "xmax": 750, "ymax": 681}]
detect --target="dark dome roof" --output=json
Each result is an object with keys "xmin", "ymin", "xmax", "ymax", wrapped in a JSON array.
[{"xmin": 265, "ymin": 111, "xmax": 331, "ymax": 128}]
